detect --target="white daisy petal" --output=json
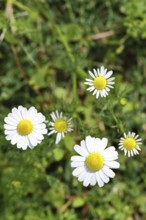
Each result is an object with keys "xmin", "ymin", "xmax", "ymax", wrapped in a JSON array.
[
  {"xmin": 33, "ymin": 132, "xmax": 44, "ymax": 141},
  {"xmin": 48, "ymin": 130, "xmax": 55, "ymax": 136},
  {"xmin": 35, "ymin": 124, "xmax": 46, "ymax": 129},
  {"xmin": 93, "ymin": 89, "xmax": 97, "ymax": 95},
  {"xmin": 55, "ymin": 133, "xmax": 62, "ymax": 144},
  {"xmin": 27, "ymin": 107, "xmax": 38, "ymax": 120},
  {"xmin": 78, "ymin": 171, "xmax": 86, "ymax": 182},
  {"xmin": 90, "ymin": 174, "xmax": 97, "ymax": 186},
  {"xmin": 20, "ymin": 107, "xmax": 27, "ymax": 119},
  {"xmin": 11, "ymin": 133, "xmax": 22, "ymax": 145},
  {"xmin": 98, "ymin": 170, "xmax": 110, "ymax": 183},
  {"xmin": 107, "ymin": 77, "xmax": 115, "ymax": 82},
  {"xmin": 92, "ymin": 137, "xmax": 100, "ymax": 149},
  {"xmin": 80, "ymin": 140, "xmax": 90, "ymax": 154},
  {"xmin": 5, "ymin": 131, "xmax": 17, "ymax": 141},
  {"xmin": 72, "ymin": 166, "xmax": 85, "ymax": 177},
  {"xmin": 4, "ymin": 106, "xmax": 47, "ymax": 150},
  {"xmin": 17, "ymin": 136, "xmax": 26, "ymax": 149},
  {"xmin": 103, "ymin": 154, "xmax": 118, "ymax": 161},
  {"xmin": 103, "ymin": 166, "xmax": 115, "ymax": 178},
  {"xmin": 93, "ymin": 138, "xmax": 102, "ymax": 152},
  {"xmin": 88, "ymin": 70, "xmax": 95, "ymax": 78},
  {"xmin": 103, "ymin": 146, "xmax": 117, "ymax": 155},
  {"xmin": 12, "ymin": 107, "xmax": 22, "ymax": 120},
  {"xmin": 85, "ymin": 78, "xmax": 93, "ymax": 82},
  {"xmin": 86, "ymin": 136, "xmax": 95, "ymax": 152},
  {"xmin": 71, "ymin": 136, "xmax": 119, "ymax": 187},
  {"xmin": 38, "ymin": 128, "xmax": 47, "ymax": 134},
  {"xmin": 100, "ymin": 66, "xmax": 105, "ymax": 75},
  {"xmin": 48, "ymin": 110, "xmax": 73, "ymax": 144},
  {"xmin": 96, "ymin": 91, "xmax": 100, "ymax": 99},
  {"xmin": 4, "ymin": 116, "xmax": 17, "ymax": 125},
  {"xmin": 84, "ymin": 66, "xmax": 114, "ymax": 99},
  {"xmin": 83, "ymin": 173, "xmax": 93, "ymax": 187},
  {"xmin": 105, "ymin": 161, "xmax": 120, "ymax": 169},
  {"xmin": 93, "ymin": 68, "xmax": 98, "ymax": 77},
  {"xmin": 4, "ymin": 124, "xmax": 16, "ymax": 130},
  {"xmin": 71, "ymin": 156, "xmax": 85, "ymax": 162},
  {"xmin": 100, "ymin": 138, "xmax": 108, "ymax": 150},
  {"xmin": 28, "ymin": 133, "xmax": 38, "ymax": 147},
  {"xmin": 118, "ymin": 132, "xmax": 142, "ymax": 157},
  {"xmin": 105, "ymin": 70, "xmax": 113, "ymax": 79},
  {"xmin": 74, "ymin": 145, "xmax": 88, "ymax": 157},
  {"xmin": 20, "ymin": 137, "xmax": 28, "ymax": 150},
  {"xmin": 4, "ymin": 129, "xmax": 16, "ymax": 135},
  {"xmin": 33, "ymin": 113, "xmax": 46, "ymax": 124},
  {"xmin": 96, "ymin": 172, "xmax": 104, "ymax": 187},
  {"xmin": 86, "ymin": 86, "xmax": 95, "ymax": 92},
  {"xmin": 71, "ymin": 161, "xmax": 84, "ymax": 167},
  {"xmin": 51, "ymin": 112, "xmax": 57, "ymax": 121}
]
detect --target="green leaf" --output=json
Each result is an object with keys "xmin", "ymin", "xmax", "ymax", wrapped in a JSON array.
[
  {"xmin": 72, "ymin": 197, "xmax": 85, "ymax": 208},
  {"xmin": 54, "ymin": 87, "xmax": 67, "ymax": 99},
  {"xmin": 29, "ymin": 63, "xmax": 50, "ymax": 89},
  {"xmin": 53, "ymin": 148, "xmax": 64, "ymax": 161},
  {"xmin": 61, "ymin": 23, "xmax": 83, "ymax": 41},
  {"xmin": 64, "ymin": 135, "xmax": 75, "ymax": 151}
]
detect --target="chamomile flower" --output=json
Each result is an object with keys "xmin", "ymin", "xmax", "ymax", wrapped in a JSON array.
[
  {"xmin": 119, "ymin": 132, "xmax": 142, "ymax": 157},
  {"xmin": 71, "ymin": 136, "xmax": 120, "ymax": 187},
  {"xmin": 84, "ymin": 66, "xmax": 115, "ymax": 98},
  {"xmin": 4, "ymin": 106, "xmax": 47, "ymax": 150},
  {"xmin": 48, "ymin": 110, "xmax": 73, "ymax": 144}
]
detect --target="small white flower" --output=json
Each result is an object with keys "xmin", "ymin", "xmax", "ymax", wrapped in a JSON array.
[
  {"xmin": 84, "ymin": 66, "xmax": 115, "ymax": 98},
  {"xmin": 71, "ymin": 136, "xmax": 120, "ymax": 187},
  {"xmin": 4, "ymin": 106, "xmax": 47, "ymax": 150},
  {"xmin": 48, "ymin": 110, "xmax": 73, "ymax": 144},
  {"xmin": 119, "ymin": 132, "xmax": 142, "ymax": 157}
]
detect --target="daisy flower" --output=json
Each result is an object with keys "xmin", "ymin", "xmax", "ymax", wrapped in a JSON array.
[
  {"xmin": 84, "ymin": 66, "xmax": 115, "ymax": 98},
  {"xmin": 48, "ymin": 110, "xmax": 73, "ymax": 144},
  {"xmin": 71, "ymin": 136, "xmax": 120, "ymax": 187},
  {"xmin": 4, "ymin": 106, "xmax": 47, "ymax": 150},
  {"xmin": 119, "ymin": 132, "xmax": 142, "ymax": 157}
]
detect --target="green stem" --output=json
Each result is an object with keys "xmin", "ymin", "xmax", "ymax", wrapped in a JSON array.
[
  {"xmin": 56, "ymin": 25, "xmax": 77, "ymax": 110},
  {"xmin": 109, "ymin": 108, "xmax": 125, "ymax": 134},
  {"xmin": 38, "ymin": 7, "xmax": 78, "ymax": 111},
  {"xmin": 72, "ymin": 67, "xmax": 77, "ymax": 108}
]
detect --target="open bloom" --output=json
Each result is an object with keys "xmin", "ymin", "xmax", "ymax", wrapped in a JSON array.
[
  {"xmin": 48, "ymin": 110, "xmax": 73, "ymax": 144},
  {"xmin": 84, "ymin": 66, "xmax": 115, "ymax": 98},
  {"xmin": 119, "ymin": 132, "xmax": 142, "ymax": 157},
  {"xmin": 4, "ymin": 106, "xmax": 47, "ymax": 150},
  {"xmin": 71, "ymin": 136, "xmax": 120, "ymax": 187}
]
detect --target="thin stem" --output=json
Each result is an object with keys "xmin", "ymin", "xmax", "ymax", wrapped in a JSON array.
[
  {"xmin": 72, "ymin": 67, "xmax": 77, "ymax": 108},
  {"xmin": 109, "ymin": 108, "xmax": 125, "ymax": 134},
  {"xmin": 11, "ymin": 45, "xmax": 28, "ymax": 81},
  {"xmin": 38, "ymin": 7, "xmax": 78, "ymax": 111},
  {"xmin": 56, "ymin": 25, "xmax": 77, "ymax": 110}
]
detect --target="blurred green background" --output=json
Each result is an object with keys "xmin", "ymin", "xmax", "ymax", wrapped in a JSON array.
[{"xmin": 0, "ymin": 0, "xmax": 146, "ymax": 219}]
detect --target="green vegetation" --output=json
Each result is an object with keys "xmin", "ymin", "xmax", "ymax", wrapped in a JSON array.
[{"xmin": 0, "ymin": 0, "xmax": 146, "ymax": 219}]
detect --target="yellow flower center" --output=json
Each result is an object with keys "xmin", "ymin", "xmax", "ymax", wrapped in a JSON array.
[
  {"xmin": 54, "ymin": 119, "xmax": 67, "ymax": 132},
  {"xmin": 85, "ymin": 152, "xmax": 104, "ymax": 171},
  {"xmin": 123, "ymin": 137, "xmax": 136, "ymax": 150},
  {"xmin": 94, "ymin": 76, "xmax": 107, "ymax": 90},
  {"xmin": 17, "ymin": 119, "xmax": 33, "ymax": 136}
]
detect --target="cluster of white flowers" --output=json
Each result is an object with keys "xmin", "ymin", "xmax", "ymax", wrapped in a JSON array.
[
  {"xmin": 4, "ymin": 107, "xmax": 73, "ymax": 149},
  {"xmin": 4, "ymin": 66, "xmax": 142, "ymax": 188}
]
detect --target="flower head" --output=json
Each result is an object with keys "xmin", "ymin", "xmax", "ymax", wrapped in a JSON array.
[
  {"xmin": 119, "ymin": 132, "xmax": 142, "ymax": 157},
  {"xmin": 4, "ymin": 106, "xmax": 47, "ymax": 150},
  {"xmin": 71, "ymin": 136, "xmax": 120, "ymax": 187},
  {"xmin": 84, "ymin": 66, "xmax": 115, "ymax": 98},
  {"xmin": 48, "ymin": 110, "xmax": 73, "ymax": 144}
]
